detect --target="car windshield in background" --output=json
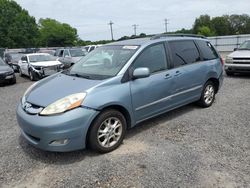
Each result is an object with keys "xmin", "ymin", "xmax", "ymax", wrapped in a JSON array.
[
  {"xmin": 68, "ymin": 45, "xmax": 139, "ymax": 80},
  {"xmin": 10, "ymin": 53, "xmax": 23, "ymax": 61},
  {"xmin": 0, "ymin": 58, "xmax": 6, "ymax": 65},
  {"xmin": 29, "ymin": 54, "xmax": 56, "ymax": 62},
  {"xmin": 238, "ymin": 41, "xmax": 250, "ymax": 50},
  {"xmin": 70, "ymin": 49, "xmax": 86, "ymax": 57}
]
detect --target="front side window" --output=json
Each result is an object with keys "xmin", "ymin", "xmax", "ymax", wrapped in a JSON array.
[
  {"xmin": 169, "ymin": 40, "xmax": 200, "ymax": 68},
  {"xmin": 63, "ymin": 50, "xmax": 70, "ymax": 57},
  {"xmin": 196, "ymin": 40, "xmax": 218, "ymax": 60},
  {"xmin": 0, "ymin": 58, "xmax": 5, "ymax": 65},
  {"xmin": 132, "ymin": 43, "xmax": 167, "ymax": 73},
  {"xmin": 69, "ymin": 45, "xmax": 138, "ymax": 80}
]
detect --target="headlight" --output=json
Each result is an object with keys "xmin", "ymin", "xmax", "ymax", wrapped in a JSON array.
[
  {"xmin": 225, "ymin": 56, "xmax": 233, "ymax": 63},
  {"xmin": 40, "ymin": 93, "xmax": 86, "ymax": 115}
]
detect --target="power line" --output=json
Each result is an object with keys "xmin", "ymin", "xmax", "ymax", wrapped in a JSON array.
[
  {"xmin": 132, "ymin": 24, "xmax": 139, "ymax": 36},
  {"xmin": 108, "ymin": 21, "xmax": 114, "ymax": 41},
  {"xmin": 164, "ymin": 19, "xmax": 169, "ymax": 33}
]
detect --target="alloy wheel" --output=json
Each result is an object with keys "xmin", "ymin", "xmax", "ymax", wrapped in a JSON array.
[{"xmin": 97, "ymin": 117, "xmax": 123, "ymax": 148}]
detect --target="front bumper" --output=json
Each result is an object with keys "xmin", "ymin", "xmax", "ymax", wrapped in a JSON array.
[
  {"xmin": 0, "ymin": 73, "xmax": 15, "ymax": 84},
  {"xmin": 224, "ymin": 63, "xmax": 250, "ymax": 73},
  {"xmin": 16, "ymin": 103, "xmax": 99, "ymax": 152}
]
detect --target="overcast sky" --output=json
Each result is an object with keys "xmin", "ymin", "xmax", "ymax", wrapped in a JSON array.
[{"xmin": 15, "ymin": 0, "xmax": 250, "ymax": 41}]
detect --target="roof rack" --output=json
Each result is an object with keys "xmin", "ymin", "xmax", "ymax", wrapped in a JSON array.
[{"xmin": 150, "ymin": 33, "xmax": 207, "ymax": 40}]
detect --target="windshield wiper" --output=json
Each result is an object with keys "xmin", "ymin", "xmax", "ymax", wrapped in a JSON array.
[{"xmin": 67, "ymin": 73, "xmax": 90, "ymax": 79}]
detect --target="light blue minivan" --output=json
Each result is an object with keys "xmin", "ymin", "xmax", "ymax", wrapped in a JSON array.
[{"xmin": 16, "ymin": 34, "xmax": 224, "ymax": 153}]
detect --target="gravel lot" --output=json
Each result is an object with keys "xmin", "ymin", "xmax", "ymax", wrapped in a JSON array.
[{"xmin": 0, "ymin": 73, "xmax": 249, "ymax": 188}]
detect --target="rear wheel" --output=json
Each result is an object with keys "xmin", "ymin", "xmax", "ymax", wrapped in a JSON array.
[
  {"xmin": 198, "ymin": 81, "xmax": 215, "ymax": 108},
  {"xmin": 88, "ymin": 109, "xmax": 126, "ymax": 153}
]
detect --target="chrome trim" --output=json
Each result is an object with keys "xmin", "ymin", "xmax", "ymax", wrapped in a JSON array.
[
  {"xmin": 135, "ymin": 85, "xmax": 202, "ymax": 111},
  {"xmin": 225, "ymin": 64, "xmax": 250, "ymax": 68}
]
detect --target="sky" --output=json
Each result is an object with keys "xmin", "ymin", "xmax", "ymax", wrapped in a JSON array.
[{"xmin": 15, "ymin": 0, "xmax": 250, "ymax": 41}]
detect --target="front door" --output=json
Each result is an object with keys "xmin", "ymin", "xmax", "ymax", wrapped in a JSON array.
[{"xmin": 129, "ymin": 43, "xmax": 175, "ymax": 122}]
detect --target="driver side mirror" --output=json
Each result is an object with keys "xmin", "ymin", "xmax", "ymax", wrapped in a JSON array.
[
  {"xmin": 132, "ymin": 67, "xmax": 150, "ymax": 79},
  {"xmin": 22, "ymin": 60, "xmax": 27, "ymax": 64}
]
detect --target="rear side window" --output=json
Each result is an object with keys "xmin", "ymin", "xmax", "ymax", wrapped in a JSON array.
[
  {"xmin": 196, "ymin": 40, "xmax": 218, "ymax": 60},
  {"xmin": 169, "ymin": 40, "xmax": 200, "ymax": 68},
  {"xmin": 132, "ymin": 43, "xmax": 167, "ymax": 73}
]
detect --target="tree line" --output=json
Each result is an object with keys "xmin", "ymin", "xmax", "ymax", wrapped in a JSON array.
[{"xmin": 1, "ymin": 0, "xmax": 250, "ymax": 48}]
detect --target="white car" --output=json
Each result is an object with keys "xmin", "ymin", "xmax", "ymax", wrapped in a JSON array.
[
  {"xmin": 18, "ymin": 53, "xmax": 63, "ymax": 81},
  {"xmin": 225, "ymin": 40, "xmax": 250, "ymax": 75}
]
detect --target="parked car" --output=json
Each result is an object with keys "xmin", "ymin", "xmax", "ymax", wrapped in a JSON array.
[
  {"xmin": 225, "ymin": 40, "xmax": 250, "ymax": 75},
  {"xmin": 16, "ymin": 34, "xmax": 223, "ymax": 153},
  {"xmin": 57, "ymin": 48, "xmax": 86, "ymax": 68},
  {"xmin": 0, "ymin": 57, "xmax": 16, "ymax": 85},
  {"xmin": 4, "ymin": 52, "xmax": 23, "ymax": 72},
  {"xmin": 18, "ymin": 53, "xmax": 63, "ymax": 81}
]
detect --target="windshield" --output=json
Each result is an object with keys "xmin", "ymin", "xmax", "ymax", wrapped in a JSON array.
[
  {"xmin": 0, "ymin": 58, "xmax": 6, "ymax": 66},
  {"xmin": 70, "ymin": 49, "xmax": 86, "ymax": 57},
  {"xmin": 68, "ymin": 45, "xmax": 139, "ymax": 80},
  {"xmin": 238, "ymin": 41, "xmax": 250, "ymax": 50},
  {"xmin": 28, "ymin": 54, "xmax": 56, "ymax": 62},
  {"xmin": 10, "ymin": 53, "xmax": 23, "ymax": 61}
]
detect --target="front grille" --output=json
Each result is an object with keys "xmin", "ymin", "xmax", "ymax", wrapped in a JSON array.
[
  {"xmin": 233, "ymin": 57, "xmax": 250, "ymax": 60},
  {"xmin": 233, "ymin": 61, "xmax": 250, "ymax": 64}
]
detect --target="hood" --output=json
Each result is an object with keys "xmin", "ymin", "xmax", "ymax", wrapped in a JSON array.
[
  {"xmin": 30, "ymin": 60, "xmax": 62, "ymax": 67},
  {"xmin": 228, "ymin": 50, "xmax": 250, "ymax": 58},
  {"xmin": 0, "ymin": 65, "xmax": 13, "ymax": 73},
  {"xmin": 26, "ymin": 73, "xmax": 103, "ymax": 107},
  {"xmin": 71, "ymin": 57, "xmax": 83, "ymax": 63}
]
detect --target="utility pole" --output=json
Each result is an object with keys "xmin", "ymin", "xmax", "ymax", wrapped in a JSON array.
[
  {"xmin": 164, "ymin": 19, "xmax": 169, "ymax": 33},
  {"xmin": 132, "ymin": 24, "xmax": 139, "ymax": 36},
  {"xmin": 108, "ymin": 21, "xmax": 114, "ymax": 41}
]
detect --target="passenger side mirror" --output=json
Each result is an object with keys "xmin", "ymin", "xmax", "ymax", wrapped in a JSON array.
[{"xmin": 132, "ymin": 67, "xmax": 150, "ymax": 79}]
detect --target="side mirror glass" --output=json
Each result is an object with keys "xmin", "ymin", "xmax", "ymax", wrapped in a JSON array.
[{"xmin": 133, "ymin": 67, "xmax": 150, "ymax": 79}]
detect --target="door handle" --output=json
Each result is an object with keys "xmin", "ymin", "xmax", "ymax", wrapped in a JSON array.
[
  {"xmin": 165, "ymin": 73, "xmax": 172, "ymax": 79},
  {"xmin": 174, "ymin": 70, "xmax": 182, "ymax": 76}
]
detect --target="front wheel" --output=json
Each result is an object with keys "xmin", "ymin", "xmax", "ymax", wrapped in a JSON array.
[
  {"xmin": 29, "ymin": 70, "xmax": 38, "ymax": 81},
  {"xmin": 88, "ymin": 109, "xmax": 127, "ymax": 153},
  {"xmin": 198, "ymin": 81, "xmax": 215, "ymax": 108}
]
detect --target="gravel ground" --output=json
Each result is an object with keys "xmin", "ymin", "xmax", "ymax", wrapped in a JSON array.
[{"xmin": 0, "ymin": 73, "xmax": 249, "ymax": 188}]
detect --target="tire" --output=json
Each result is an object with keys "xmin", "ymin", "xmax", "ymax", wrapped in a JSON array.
[
  {"xmin": 198, "ymin": 81, "xmax": 216, "ymax": 108},
  {"xmin": 88, "ymin": 109, "xmax": 127, "ymax": 153},
  {"xmin": 29, "ymin": 70, "xmax": 37, "ymax": 81},
  {"xmin": 225, "ymin": 71, "xmax": 234, "ymax": 76}
]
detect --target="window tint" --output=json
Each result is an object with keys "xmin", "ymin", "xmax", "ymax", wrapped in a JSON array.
[
  {"xmin": 169, "ymin": 40, "xmax": 200, "ymax": 68},
  {"xmin": 196, "ymin": 40, "xmax": 218, "ymax": 60},
  {"xmin": 132, "ymin": 43, "xmax": 167, "ymax": 73}
]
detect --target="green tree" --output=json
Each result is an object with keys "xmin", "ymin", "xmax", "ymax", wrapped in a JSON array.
[
  {"xmin": 211, "ymin": 16, "xmax": 231, "ymax": 36},
  {"xmin": 193, "ymin": 15, "xmax": 211, "ymax": 34},
  {"xmin": 38, "ymin": 18, "xmax": 78, "ymax": 47},
  {"xmin": 197, "ymin": 26, "xmax": 215, "ymax": 37},
  {"xmin": 0, "ymin": 0, "xmax": 39, "ymax": 48},
  {"xmin": 228, "ymin": 14, "xmax": 250, "ymax": 34}
]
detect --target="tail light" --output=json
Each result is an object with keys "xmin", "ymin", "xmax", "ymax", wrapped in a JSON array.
[{"xmin": 220, "ymin": 57, "xmax": 224, "ymax": 66}]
